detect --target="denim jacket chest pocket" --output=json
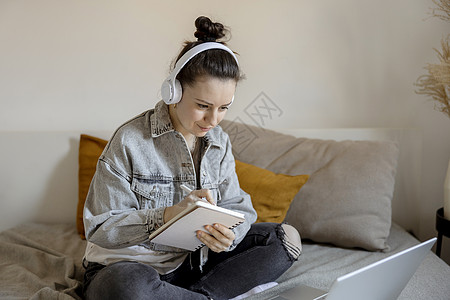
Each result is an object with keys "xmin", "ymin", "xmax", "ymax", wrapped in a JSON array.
[
  {"xmin": 131, "ymin": 176, "xmax": 173, "ymax": 209},
  {"xmin": 201, "ymin": 182, "xmax": 222, "ymax": 203},
  {"xmin": 200, "ymin": 158, "xmax": 223, "ymax": 203}
]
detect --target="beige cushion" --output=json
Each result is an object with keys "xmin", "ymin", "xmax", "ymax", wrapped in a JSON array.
[{"xmin": 221, "ymin": 120, "xmax": 399, "ymax": 251}]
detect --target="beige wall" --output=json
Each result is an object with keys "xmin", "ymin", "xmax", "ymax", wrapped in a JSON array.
[{"xmin": 1, "ymin": 0, "xmax": 449, "ymax": 263}]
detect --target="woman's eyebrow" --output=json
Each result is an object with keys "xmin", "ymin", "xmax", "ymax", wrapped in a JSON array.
[
  {"xmin": 195, "ymin": 98, "xmax": 233, "ymax": 106},
  {"xmin": 195, "ymin": 98, "xmax": 213, "ymax": 105}
]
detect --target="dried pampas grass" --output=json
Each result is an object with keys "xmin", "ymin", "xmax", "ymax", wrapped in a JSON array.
[
  {"xmin": 430, "ymin": 0, "xmax": 450, "ymax": 22},
  {"xmin": 416, "ymin": 36, "xmax": 450, "ymax": 118},
  {"xmin": 415, "ymin": 0, "xmax": 450, "ymax": 119}
]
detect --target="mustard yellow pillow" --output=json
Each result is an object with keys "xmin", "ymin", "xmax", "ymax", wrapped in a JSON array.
[
  {"xmin": 234, "ymin": 160, "xmax": 309, "ymax": 223},
  {"xmin": 77, "ymin": 135, "xmax": 108, "ymax": 239}
]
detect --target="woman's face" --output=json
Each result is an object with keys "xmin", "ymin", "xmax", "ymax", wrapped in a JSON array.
[{"xmin": 170, "ymin": 76, "xmax": 236, "ymax": 139}]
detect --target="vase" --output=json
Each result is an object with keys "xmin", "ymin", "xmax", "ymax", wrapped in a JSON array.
[{"xmin": 445, "ymin": 159, "xmax": 450, "ymax": 220}]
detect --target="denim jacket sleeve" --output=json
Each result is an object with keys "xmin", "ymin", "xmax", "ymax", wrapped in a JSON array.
[
  {"xmin": 83, "ymin": 154, "xmax": 165, "ymax": 249},
  {"xmin": 216, "ymin": 134, "xmax": 257, "ymax": 250}
]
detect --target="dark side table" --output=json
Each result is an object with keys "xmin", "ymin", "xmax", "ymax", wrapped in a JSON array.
[{"xmin": 436, "ymin": 208, "xmax": 450, "ymax": 257}]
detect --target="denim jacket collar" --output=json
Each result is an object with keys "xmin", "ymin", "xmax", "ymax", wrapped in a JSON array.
[
  {"xmin": 150, "ymin": 100, "xmax": 222, "ymax": 149},
  {"xmin": 150, "ymin": 100, "xmax": 175, "ymax": 137}
]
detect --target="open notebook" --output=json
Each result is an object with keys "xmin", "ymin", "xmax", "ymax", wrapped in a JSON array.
[{"xmin": 149, "ymin": 201, "xmax": 245, "ymax": 251}]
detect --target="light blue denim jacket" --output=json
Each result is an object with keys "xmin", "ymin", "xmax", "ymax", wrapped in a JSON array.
[{"xmin": 83, "ymin": 101, "xmax": 257, "ymax": 254}]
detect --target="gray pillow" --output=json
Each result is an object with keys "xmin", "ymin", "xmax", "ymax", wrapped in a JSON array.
[{"xmin": 221, "ymin": 120, "xmax": 399, "ymax": 251}]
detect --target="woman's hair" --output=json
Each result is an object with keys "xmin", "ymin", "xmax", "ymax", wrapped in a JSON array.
[{"xmin": 174, "ymin": 16, "xmax": 243, "ymax": 87}]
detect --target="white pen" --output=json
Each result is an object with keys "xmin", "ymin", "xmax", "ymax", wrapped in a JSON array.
[
  {"xmin": 180, "ymin": 184, "xmax": 193, "ymax": 194},
  {"xmin": 180, "ymin": 184, "xmax": 215, "ymax": 205}
]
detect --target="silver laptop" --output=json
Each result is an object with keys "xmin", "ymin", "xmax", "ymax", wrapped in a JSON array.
[{"xmin": 271, "ymin": 238, "xmax": 436, "ymax": 300}]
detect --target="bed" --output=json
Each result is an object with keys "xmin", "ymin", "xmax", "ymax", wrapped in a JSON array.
[{"xmin": 0, "ymin": 121, "xmax": 449, "ymax": 299}]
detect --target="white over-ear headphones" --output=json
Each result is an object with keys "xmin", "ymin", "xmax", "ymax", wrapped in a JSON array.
[{"xmin": 161, "ymin": 42, "xmax": 239, "ymax": 105}]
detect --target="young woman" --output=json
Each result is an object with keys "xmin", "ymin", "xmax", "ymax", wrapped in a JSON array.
[{"xmin": 82, "ymin": 16, "xmax": 302, "ymax": 300}]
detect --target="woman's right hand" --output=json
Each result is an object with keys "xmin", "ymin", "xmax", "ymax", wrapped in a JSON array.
[{"xmin": 163, "ymin": 189, "xmax": 214, "ymax": 222}]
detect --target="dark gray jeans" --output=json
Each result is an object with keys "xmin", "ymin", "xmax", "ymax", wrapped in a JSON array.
[{"xmin": 83, "ymin": 223, "xmax": 298, "ymax": 300}]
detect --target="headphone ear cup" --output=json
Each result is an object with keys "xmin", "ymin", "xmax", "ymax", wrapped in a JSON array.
[
  {"xmin": 172, "ymin": 79, "xmax": 183, "ymax": 104},
  {"xmin": 161, "ymin": 79, "xmax": 173, "ymax": 104}
]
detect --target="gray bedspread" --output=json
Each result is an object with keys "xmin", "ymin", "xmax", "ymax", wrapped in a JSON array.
[
  {"xmin": 0, "ymin": 223, "xmax": 449, "ymax": 300},
  {"xmin": 0, "ymin": 223, "xmax": 85, "ymax": 300}
]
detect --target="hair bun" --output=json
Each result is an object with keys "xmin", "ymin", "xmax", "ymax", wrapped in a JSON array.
[{"xmin": 194, "ymin": 16, "xmax": 226, "ymax": 42}]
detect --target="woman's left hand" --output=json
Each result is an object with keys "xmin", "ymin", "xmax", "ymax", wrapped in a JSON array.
[{"xmin": 197, "ymin": 223, "xmax": 235, "ymax": 253}]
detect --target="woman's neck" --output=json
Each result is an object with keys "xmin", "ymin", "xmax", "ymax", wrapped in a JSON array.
[{"xmin": 187, "ymin": 135, "xmax": 197, "ymax": 153}]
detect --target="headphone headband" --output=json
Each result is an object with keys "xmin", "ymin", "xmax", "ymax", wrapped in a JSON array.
[{"xmin": 161, "ymin": 42, "xmax": 239, "ymax": 104}]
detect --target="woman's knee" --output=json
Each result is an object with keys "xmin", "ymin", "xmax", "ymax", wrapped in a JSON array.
[
  {"xmin": 246, "ymin": 223, "xmax": 302, "ymax": 260},
  {"xmin": 85, "ymin": 261, "xmax": 160, "ymax": 300}
]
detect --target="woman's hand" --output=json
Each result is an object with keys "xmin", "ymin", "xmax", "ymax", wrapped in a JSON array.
[
  {"xmin": 163, "ymin": 188, "xmax": 235, "ymax": 252},
  {"xmin": 163, "ymin": 189, "xmax": 214, "ymax": 223},
  {"xmin": 197, "ymin": 223, "xmax": 236, "ymax": 253}
]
